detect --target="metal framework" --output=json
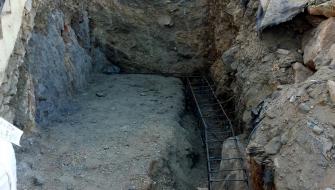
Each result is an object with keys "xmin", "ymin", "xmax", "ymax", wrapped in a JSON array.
[{"xmin": 185, "ymin": 75, "xmax": 249, "ymax": 190}]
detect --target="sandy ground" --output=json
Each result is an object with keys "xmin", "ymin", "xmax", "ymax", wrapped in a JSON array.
[{"xmin": 16, "ymin": 74, "xmax": 207, "ymax": 190}]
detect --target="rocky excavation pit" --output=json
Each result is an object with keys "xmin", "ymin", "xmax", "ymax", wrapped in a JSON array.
[{"xmin": 1, "ymin": 0, "xmax": 335, "ymax": 189}]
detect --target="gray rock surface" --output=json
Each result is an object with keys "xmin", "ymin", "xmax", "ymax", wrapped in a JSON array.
[
  {"xmin": 292, "ymin": 62, "xmax": 314, "ymax": 83},
  {"xmin": 248, "ymin": 66, "xmax": 335, "ymax": 189},
  {"xmin": 88, "ymin": 0, "xmax": 207, "ymax": 73},
  {"xmin": 303, "ymin": 17, "xmax": 335, "ymax": 70},
  {"xmin": 24, "ymin": 10, "xmax": 92, "ymax": 124},
  {"xmin": 257, "ymin": 0, "xmax": 309, "ymax": 31}
]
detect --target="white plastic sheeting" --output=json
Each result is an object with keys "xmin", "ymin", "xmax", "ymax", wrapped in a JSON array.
[
  {"xmin": 0, "ymin": 139, "xmax": 16, "ymax": 190},
  {"xmin": 0, "ymin": 117, "xmax": 23, "ymax": 190}
]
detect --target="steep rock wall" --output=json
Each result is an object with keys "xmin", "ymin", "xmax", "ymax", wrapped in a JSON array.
[
  {"xmin": 88, "ymin": 0, "xmax": 208, "ymax": 73},
  {"xmin": 23, "ymin": 10, "xmax": 91, "ymax": 124},
  {"xmin": 210, "ymin": 0, "xmax": 304, "ymax": 128},
  {"xmin": 208, "ymin": 0, "xmax": 335, "ymax": 189},
  {"xmin": 13, "ymin": 0, "xmax": 93, "ymax": 127}
]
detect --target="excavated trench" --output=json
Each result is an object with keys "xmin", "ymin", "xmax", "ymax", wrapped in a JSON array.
[
  {"xmin": 11, "ymin": 0, "xmax": 254, "ymax": 189},
  {"xmin": 5, "ymin": 0, "xmax": 335, "ymax": 189},
  {"xmin": 16, "ymin": 72, "xmax": 252, "ymax": 190}
]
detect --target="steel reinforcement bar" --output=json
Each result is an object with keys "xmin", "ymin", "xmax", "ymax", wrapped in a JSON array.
[{"xmin": 186, "ymin": 75, "xmax": 249, "ymax": 190}]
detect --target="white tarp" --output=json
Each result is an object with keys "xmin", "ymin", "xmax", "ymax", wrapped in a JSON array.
[
  {"xmin": 257, "ymin": 0, "xmax": 309, "ymax": 31},
  {"xmin": 0, "ymin": 139, "xmax": 16, "ymax": 190},
  {"xmin": 0, "ymin": 118, "xmax": 23, "ymax": 190}
]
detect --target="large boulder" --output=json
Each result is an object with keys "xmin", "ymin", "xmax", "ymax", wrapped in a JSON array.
[
  {"xmin": 257, "ymin": 0, "xmax": 309, "ymax": 31},
  {"xmin": 303, "ymin": 17, "xmax": 335, "ymax": 70},
  {"xmin": 292, "ymin": 62, "xmax": 314, "ymax": 83}
]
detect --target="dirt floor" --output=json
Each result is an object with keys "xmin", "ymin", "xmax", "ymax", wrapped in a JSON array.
[{"xmin": 16, "ymin": 74, "xmax": 207, "ymax": 190}]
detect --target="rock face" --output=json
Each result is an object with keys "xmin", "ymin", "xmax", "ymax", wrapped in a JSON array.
[
  {"xmin": 88, "ymin": 0, "xmax": 208, "ymax": 73},
  {"xmin": 208, "ymin": 0, "xmax": 335, "ymax": 189},
  {"xmin": 210, "ymin": 0, "xmax": 300, "ymax": 126},
  {"xmin": 257, "ymin": 0, "xmax": 309, "ymax": 31},
  {"xmin": 23, "ymin": 10, "xmax": 92, "ymax": 124},
  {"xmin": 308, "ymin": 0, "xmax": 335, "ymax": 18},
  {"xmin": 303, "ymin": 17, "xmax": 335, "ymax": 70},
  {"xmin": 0, "ymin": 0, "xmax": 36, "ymax": 128},
  {"xmin": 248, "ymin": 66, "xmax": 335, "ymax": 189}
]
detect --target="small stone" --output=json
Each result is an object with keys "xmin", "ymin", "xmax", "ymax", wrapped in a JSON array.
[
  {"xmin": 32, "ymin": 176, "xmax": 44, "ymax": 186},
  {"xmin": 289, "ymin": 95, "xmax": 296, "ymax": 103},
  {"xmin": 307, "ymin": 120, "xmax": 318, "ymax": 128},
  {"xmin": 265, "ymin": 137, "xmax": 282, "ymax": 155},
  {"xmin": 128, "ymin": 186, "xmax": 136, "ymax": 190},
  {"xmin": 327, "ymin": 80, "xmax": 335, "ymax": 103},
  {"xmin": 103, "ymin": 146, "xmax": 110, "ymax": 150},
  {"xmin": 277, "ymin": 49, "xmax": 290, "ymax": 55},
  {"xmin": 102, "ymin": 65, "xmax": 120, "ymax": 75},
  {"xmin": 157, "ymin": 15, "xmax": 174, "ymax": 27},
  {"xmin": 312, "ymin": 126, "xmax": 324, "ymax": 135},
  {"xmin": 265, "ymin": 111, "xmax": 276, "ymax": 119},
  {"xmin": 96, "ymin": 92, "xmax": 106, "ymax": 97},
  {"xmin": 281, "ymin": 132, "xmax": 289, "ymax": 145},
  {"xmin": 292, "ymin": 62, "xmax": 314, "ymax": 83},
  {"xmin": 277, "ymin": 85, "xmax": 283, "ymax": 90},
  {"xmin": 298, "ymin": 103, "xmax": 311, "ymax": 114},
  {"xmin": 322, "ymin": 140, "xmax": 333, "ymax": 156}
]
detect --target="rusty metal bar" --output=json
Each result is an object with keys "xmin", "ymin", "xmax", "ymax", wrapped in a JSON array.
[
  {"xmin": 186, "ymin": 77, "xmax": 212, "ymax": 190},
  {"xmin": 186, "ymin": 75, "xmax": 249, "ymax": 190}
]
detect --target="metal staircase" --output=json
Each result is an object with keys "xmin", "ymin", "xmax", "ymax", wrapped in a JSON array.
[{"xmin": 186, "ymin": 75, "xmax": 249, "ymax": 190}]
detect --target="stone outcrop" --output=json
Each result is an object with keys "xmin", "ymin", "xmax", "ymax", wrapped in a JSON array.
[
  {"xmin": 0, "ymin": 0, "xmax": 37, "ymax": 127},
  {"xmin": 23, "ymin": 10, "xmax": 92, "ymax": 124},
  {"xmin": 208, "ymin": 0, "xmax": 335, "ymax": 189},
  {"xmin": 88, "ymin": 0, "xmax": 207, "ymax": 73},
  {"xmin": 248, "ymin": 66, "xmax": 335, "ymax": 189},
  {"xmin": 210, "ymin": 0, "xmax": 301, "ymax": 126},
  {"xmin": 256, "ymin": 0, "xmax": 309, "ymax": 31},
  {"xmin": 303, "ymin": 17, "xmax": 335, "ymax": 70},
  {"xmin": 308, "ymin": 0, "xmax": 335, "ymax": 18}
]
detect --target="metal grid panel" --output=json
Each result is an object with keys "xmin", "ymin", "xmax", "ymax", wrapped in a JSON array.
[{"xmin": 186, "ymin": 76, "xmax": 249, "ymax": 190}]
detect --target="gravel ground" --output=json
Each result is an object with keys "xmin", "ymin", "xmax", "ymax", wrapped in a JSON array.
[{"xmin": 16, "ymin": 74, "xmax": 207, "ymax": 190}]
